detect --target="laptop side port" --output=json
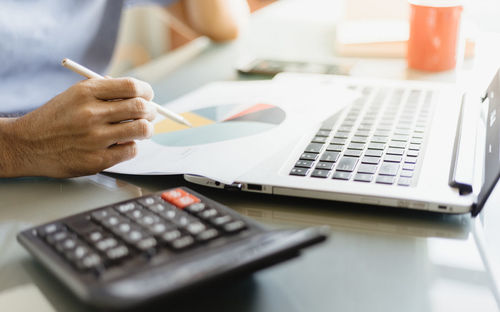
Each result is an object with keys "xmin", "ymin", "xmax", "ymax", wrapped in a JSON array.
[
  {"xmin": 247, "ymin": 184, "xmax": 263, "ymax": 191},
  {"xmin": 438, "ymin": 205, "xmax": 447, "ymax": 210}
]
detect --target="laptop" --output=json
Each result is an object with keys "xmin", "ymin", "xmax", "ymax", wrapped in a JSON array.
[{"xmin": 185, "ymin": 70, "xmax": 500, "ymax": 216}]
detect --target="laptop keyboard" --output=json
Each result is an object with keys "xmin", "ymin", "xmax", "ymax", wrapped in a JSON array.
[{"xmin": 289, "ymin": 85, "xmax": 434, "ymax": 186}]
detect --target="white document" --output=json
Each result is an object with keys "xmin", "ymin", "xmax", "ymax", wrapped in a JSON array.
[{"xmin": 107, "ymin": 79, "xmax": 356, "ymax": 183}]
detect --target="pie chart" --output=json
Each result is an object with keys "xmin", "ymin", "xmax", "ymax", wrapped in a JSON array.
[{"xmin": 152, "ymin": 103, "xmax": 286, "ymax": 147}]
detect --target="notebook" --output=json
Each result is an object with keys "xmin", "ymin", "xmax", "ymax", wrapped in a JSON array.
[{"xmin": 185, "ymin": 70, "xmax": 500, "ymax": 215}]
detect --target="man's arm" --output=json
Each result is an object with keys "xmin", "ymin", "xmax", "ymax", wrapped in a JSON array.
[
  {"xmin": 0, "ymin": 78, "xmax": 157, "ymax": 178},
  {"xmin": 172, "ymin": 0, "xmax": 250, "ymax": 42}
]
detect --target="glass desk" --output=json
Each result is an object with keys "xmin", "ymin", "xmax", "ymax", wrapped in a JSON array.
[{"xmin": 2, "ymin": 1, "xmax": 500, "ymax": 311}]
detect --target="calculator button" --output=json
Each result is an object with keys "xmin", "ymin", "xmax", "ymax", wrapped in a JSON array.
[
  {"xmin": 147, "ymin": 202, "xmax": 174, "ymax": 214},
  {"xmin": 185, "ymin": 202, "xmax": 207, "ymax": 214},
  {"xmin": 171, "ymin": 236, "xmax": 195, "ymax": 250},
  {"xmin": 199, "ymin": 208, "xmax": 218, "ymax": 219},
  {"xmin": 65, "ymin": 245, "xmax": 89, "ymax": 261},
  {"xmin": 211, "ymin": 215, "xmax": 232, "ymax": 226},
  {"xmin": 46, "ymin": 231, "xmax": 69, "ymax": 245},
  {"xmin": 57, "ymin": 238, "xmax": 77, "ymax": 251},
  {"xmin": 38, "ymin": 223, "xmax": 63, "ymax": 237},
  {"xmin": 197, "ymin": 229, "xmax": 219, "ymax": 242},
  {"xmin": 161, "ymin": 189, "xmax": 201, "ymax": 209},
  {"xmin": 136, "ymin": 237, "xmax": 158, "ymax": 251},
  {"xmin": 105, "ymin": 245, "xmax": 129, "ymax": 261},
  {"xmin": 95, "ymin": 238, "xmax": 118, "ymax": 252},
  {"xmin": 148, "ymin": 223, "xmax": 170, "ymax": 235},
  {"xmin": 161, "ymin": 230, "xmax": 182, "ymax": 243},
  {"xmin": 87, "ymin": 231, "xmax": 105, "ymax": 243},
  {"xmin": 137, "ymin": 196, "xmax": 159, "ymax": 207},
  {"xmin": 91, "ymin": 208, "xmax": 118, "ymax": 221},
  {"xmin": 76, "ymin": 253, "xmax": 102, "ymax": 270},
  {"xmin": 124, "ymin": 230, "xmax": 145, "ymax": 244},
  {"xmin": 186, "ymin": 222, "xmax": 206, "ymax": 235},
  {"xmin": 115, "ymin": 202, "xmax": 139, "ymax": 214},
  {"xmin": 223, "ymin": 220, "xmax": 246, "ymax": 233}
]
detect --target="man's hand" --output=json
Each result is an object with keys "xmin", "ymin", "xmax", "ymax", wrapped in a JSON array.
[{"xmin": 0, "ymin": 77, "xmax": 157, "ymax": 178}]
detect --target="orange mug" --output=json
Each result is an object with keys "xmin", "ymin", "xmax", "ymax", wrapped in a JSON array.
[{"xmin": 407, "ymin": 1, "xmax": 463, "ymax": 72}]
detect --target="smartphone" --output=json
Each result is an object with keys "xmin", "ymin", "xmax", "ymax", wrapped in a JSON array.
[{"xmin": 237, "ymin": 58, "xmax": 352, "ymax": 76}]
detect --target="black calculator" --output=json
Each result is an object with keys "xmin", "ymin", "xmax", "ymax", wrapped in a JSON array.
[{"xmin": 17, "ymin": 187, "xmax": 327, "ymax": 309}]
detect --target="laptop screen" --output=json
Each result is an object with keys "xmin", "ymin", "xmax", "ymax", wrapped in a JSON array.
[{"xmin": 474, "ymin": 69, "xmax": 500, "ymax": 215}]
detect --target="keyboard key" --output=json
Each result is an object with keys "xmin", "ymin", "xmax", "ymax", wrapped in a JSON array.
[
  {"xmin": 401, "ymin": 169, "xmax": 414, "ymax": 177},
  {"xmin": 311, "ymin": 169, "xmax": 330, "ymax": 178},
  {"xmin": 376, "ymin": 175, "xmax": 396, "ymax": 185},
  {"xmin": 316, "ymin": 162, "xmax": 334, "ymax": 170},
  {"xmin": 348, "ymin": 143, "xmax": 365, "ymax": 150},
  {"xmin": 332, "ymin": 171, "xmax": 351, "ymax": 180},
  {"xmin": 344, "ymin": 149, "xmax": 363, "ymax": 157},
  {"xmin": 354, "ymin": 173, "xmax": 373, "ymax": 182},
  {"xmin": 354, "ymin": 130, "xmax": 370, "ymax": 137},
  {"xmin": 404, "ymin": 157, "xmax": 417, "ymax": 164},
  {"xmin": 410, "ymin": 138, "xmax": 423, "ymax": 145},
  {"xmin": 361, "ymin": 156, "xmax": 380, "ymax": 165},
  {"xmin": 370, "ymin": 136, "xmax": 388, "ymax": 144},
  {"xmin": 392, "ymin": 135, "xmax": 409, "ymax": 142},
  {"xmin": 304, "ymin": 143, "xmax": 324, "ymax": 153},
  {"xmin": 357, "ymin": 164, "xmax": 377, "ymax": 174},
  {"xmin": 365, "ymin": 149, "xmax": 383, "ymax": 157},
  {"xmin": 316, "ymin": 130, "xmax": 331, "ymax": 137},
  {"xmin": 408, "ymin": 144, "xmax": 421, "ymax": 151},
  {"xmin": 388, "ymin": 141, "xmax": 406, "ymax": 149},
  {"xmin": 330, "ymin": 138, "xmax": 346, "ymax": 145},
  {"xmin": 367, "ymin": 143, "xmax": 385, "ymax": 150},
  {"xmin": 290, "ymin": 167, "xmax": 309, "ymax": 176},
  {"xmin": 407, "ymin": 150, "xmax": 419, "ymax": 157},
  {"xmin": 384, "ymin": 155, "xmax": 402, "ymax": 163},
  {"xmin": 311, "ymin": 136, "xmax": 327, "ymax": 144},
  {"xmin": 336, "ymin": 157, "xmax": 359, "ymax": 172},
  {"xmin": 386, "ymin": 148, "xmax": 404, "ymax": 155},
  {"xmin": 350, "ymin": 136, "xmax": 368, "ymax": 144},
  {"xmin": 402, "ymin": 163, "xmax": 415, "ymax": 171},
  {"xmin": 300, "ymin": 153, "xmax": 319, "ymax": 161},
  {"xmin": 334, "ymin": 132, "xmax": 349, "ymax": 139},
  {"xmin": 295, "ymin": 160, "xmax": 314, "ymax": 168},
  {"xmin": 379, "ymin": 162, "xmax": 400, "ymax": 176},
  {"xmin": 398, "ymin": 177, "xmax": 412, "ymax": 186},
  {"xmin": 326, "ymin": 144, "xmax": 343, "ymax": 152},
  {"xmin": 320, "ymin": 152, "xmax": 340, "ymax": 162}
]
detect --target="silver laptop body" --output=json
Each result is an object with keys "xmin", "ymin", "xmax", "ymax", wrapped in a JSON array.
[{"xmin": 186, "ymin": 72, "xmax": 499, "ymax": 215}]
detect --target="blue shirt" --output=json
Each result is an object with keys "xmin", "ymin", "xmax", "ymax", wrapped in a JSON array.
[{"xmin": 0, "ymin": 0, "xmax": 172, "ymax": 115}]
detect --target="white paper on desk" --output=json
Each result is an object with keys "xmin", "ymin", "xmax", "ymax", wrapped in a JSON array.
[{"xmin": 107, "ymin": 80, "xmax": 356, "ymax": 183}]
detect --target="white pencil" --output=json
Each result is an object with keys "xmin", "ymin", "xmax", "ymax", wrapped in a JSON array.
[{"xmin": 61, "ymin": 58, "xmax": 192, "ymax": 127}]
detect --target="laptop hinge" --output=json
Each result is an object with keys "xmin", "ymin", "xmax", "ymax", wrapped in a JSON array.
[{"xmin": 448, "ymin": 93, "xmax": 473, "ymax": 195}]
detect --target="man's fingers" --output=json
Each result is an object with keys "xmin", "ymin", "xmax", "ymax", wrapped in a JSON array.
[
  {"xmin": 103, "ymin": 97, "xmax": 157, "ymax": 123},
  {"xmin": 101, "ymin": 119, "xmax": 154, "ymax": 146},
  {"xmin": 87, "ymin": 77, "xmax": 154, "ymax": 101},
  {"xmin": 101, "ymin": 142, "xmax": 139, "ymax": 169}
]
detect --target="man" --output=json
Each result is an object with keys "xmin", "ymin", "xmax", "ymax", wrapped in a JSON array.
[{"xmin": 0, "ymin": 0, "xmax": 249, "ymax": 178}]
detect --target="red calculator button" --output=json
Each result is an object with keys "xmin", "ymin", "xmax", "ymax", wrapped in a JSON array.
[{"xmin": 161, "ymin": 189, "xmax": 200, "ymax": 209}]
